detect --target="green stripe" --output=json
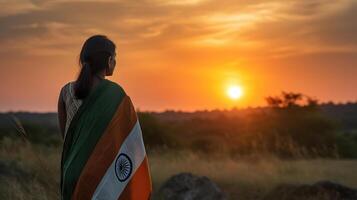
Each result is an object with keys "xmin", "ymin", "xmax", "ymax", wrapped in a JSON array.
[{"xmin": 61, "ymin": 79, "xmax": 126, "ymax": 200}]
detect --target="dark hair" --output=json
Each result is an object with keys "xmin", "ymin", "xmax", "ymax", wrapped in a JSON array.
[{"xmin": 75, "ymin": 35, "xmax": 116, "ymax": 99}]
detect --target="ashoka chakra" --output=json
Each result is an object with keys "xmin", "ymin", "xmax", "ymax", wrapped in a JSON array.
[{"xmin": 115, "ymin": 153, "xmax": 133, "ymax": 182}]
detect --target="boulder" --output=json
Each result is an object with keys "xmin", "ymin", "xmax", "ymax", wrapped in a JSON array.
[{"xmin": 158, "ymin": 173, "xmax": 226, "ymax": 200}]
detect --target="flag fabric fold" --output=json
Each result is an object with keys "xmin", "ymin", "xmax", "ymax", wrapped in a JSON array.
[{"xmin": 61, "ymin": 79, "xmax": 152, "ymax": 200}]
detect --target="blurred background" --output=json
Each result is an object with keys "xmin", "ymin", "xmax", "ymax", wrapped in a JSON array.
[{"xmin": 0, "ymin": 0, "xmax": 356, "ymax": 199}]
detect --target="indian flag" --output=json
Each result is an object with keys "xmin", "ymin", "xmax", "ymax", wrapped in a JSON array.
[{"xmin": 61, "ymin": 79, "xmax": 152, "ymax": 200}]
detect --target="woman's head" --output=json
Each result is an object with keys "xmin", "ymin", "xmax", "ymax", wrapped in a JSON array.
[{"xmin": 75, "ymin": 35, "xmax": 116, "ymax": 99}]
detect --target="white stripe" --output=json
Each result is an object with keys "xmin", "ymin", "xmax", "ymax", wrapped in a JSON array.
[{"xmin": 91, "ymin": 121, "xmax": 146, "ymax": 200}]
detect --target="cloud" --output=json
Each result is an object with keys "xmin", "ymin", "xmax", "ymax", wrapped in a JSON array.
[
  {"xmin": 0, "ymin": 0, "xmax": 356, "ymax": 58},
  {"xmin": 238, "ymin": 0, "xmax": 357, "ymax": 56}
]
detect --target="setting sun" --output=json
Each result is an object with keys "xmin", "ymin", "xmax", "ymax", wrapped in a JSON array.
[{"xmin": 227, "ymin": 85, "xmax": 243, "ymax": 100}]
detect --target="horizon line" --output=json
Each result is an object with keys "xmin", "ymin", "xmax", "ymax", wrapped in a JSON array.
[{"xmin": 1, "ymin": 100, "xmax": 357, "ymax": 114}]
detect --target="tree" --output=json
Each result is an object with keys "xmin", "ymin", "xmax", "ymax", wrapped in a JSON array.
[{"xmin": 266, "ymin": 92, "xmax": 319, "ymax": 108}]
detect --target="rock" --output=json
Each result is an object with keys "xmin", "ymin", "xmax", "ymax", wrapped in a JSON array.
[
  {"xmin": 263, "ymin": 181, "xmax": 357, "ymax": 200},
  {"xmin": 158, "ymin": 173, "xmax": 226, "ymax": 200}
]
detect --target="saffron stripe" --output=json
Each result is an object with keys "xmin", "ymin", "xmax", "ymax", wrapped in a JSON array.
[
  {"xmin": 72, "ymin": 96, "xmax": 137, "ymax": 199},
  {"xmin": 118, "ymin": 157, "xmax": 152, "ymax": 200}
]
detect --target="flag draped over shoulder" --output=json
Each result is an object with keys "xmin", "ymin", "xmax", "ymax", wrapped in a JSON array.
[{"xmin": 61, "ymin": 79, "xmax": 152, "ymax": 200}]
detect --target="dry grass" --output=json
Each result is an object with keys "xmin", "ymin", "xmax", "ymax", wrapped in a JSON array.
[
  {"xmin": 0, "ymin": 138, "xmax": 60, "ymax": 200},
  {"xmin": 1, "ymin": 139, "xmax": 357, "ymax": 200},
  {"xmin": 149, "ymin": 150, "xmax": 357, "ymax": 199}
]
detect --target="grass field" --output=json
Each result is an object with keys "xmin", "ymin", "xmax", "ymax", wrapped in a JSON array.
[{"xmin": 1, "ymin": 138, "xmax": 357, "ymax": 200}]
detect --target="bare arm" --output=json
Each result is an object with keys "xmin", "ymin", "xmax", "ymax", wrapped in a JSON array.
[{"xmin": 57, "ymin": 87, "xmax": 67, "ymax": 139}]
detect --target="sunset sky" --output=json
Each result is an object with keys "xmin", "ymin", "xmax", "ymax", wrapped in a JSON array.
[{"xmin": 0, "ymin": 0, "xmax": 356, "ymax": 112}]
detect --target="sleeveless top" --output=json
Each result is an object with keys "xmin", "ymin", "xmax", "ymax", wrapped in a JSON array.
[{"xmin": 61, "ymin": 81, "xmax": 82, "ymax": 138}]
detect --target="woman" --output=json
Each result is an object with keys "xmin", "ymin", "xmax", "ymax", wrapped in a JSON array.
[{"xmin": 57, "ymin": 35, "xmax": 152, "ymax": 200}]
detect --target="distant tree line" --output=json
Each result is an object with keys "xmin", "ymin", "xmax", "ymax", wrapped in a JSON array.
[{"xmin": 0, "ymin": 92, "xmax": 356, "ymax": 159}]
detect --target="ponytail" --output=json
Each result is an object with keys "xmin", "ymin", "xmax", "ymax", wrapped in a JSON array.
[{"xmin": 75, "ymin": 62, "xmax": 93, "ymax": 99}]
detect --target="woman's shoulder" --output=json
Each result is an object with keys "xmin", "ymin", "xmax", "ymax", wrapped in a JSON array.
[
  {"xmin": 60, "ymin": 81, "xmax": 76, "ymax": 98},
  {"xmin": 105, "ymin": 80, "xmax": 126, "ymax": 95},
  {"xmin": 61, "ymin": 81, "xmax": 76, "ymax": 90}
]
